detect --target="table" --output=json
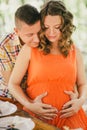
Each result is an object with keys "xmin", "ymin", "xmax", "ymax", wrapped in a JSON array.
[{"xmin": 0, "ymin": 96, "xmax": 60, "ymax": 130}]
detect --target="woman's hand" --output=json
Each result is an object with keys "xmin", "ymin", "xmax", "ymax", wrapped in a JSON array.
[
  {"xmin": 30, "ymin": 101, "xmax": 58, "ymax": 120},
  {"xmin": 29, "ymin": 92, "xmax": 58, "ymax": 120},
  {"xmin": 64, "ymin": 85, "xmax": 79, "ymax": 100},
  {"xmin": 60, "ymin": 86, "xmax": 84, "ymax": 118},
  {"xmin": 60, "ymin": 87, "xmax": 81, "ymax": 118},
  {"xmin": 60, "ymin": 98, "xmax": 84, "ymax": 118}
]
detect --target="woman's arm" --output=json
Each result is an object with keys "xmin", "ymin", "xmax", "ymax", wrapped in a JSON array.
[
  {"xmin": 60, "ymin": 47, "xmax": 87, "ymax": 118},
  {"xmin": 76, "ymin": 48, "xmax": 87, "ymax": 102},
  {"xmin": 8, "ymin": 44, "xmax": 58, "ymax": 119}
]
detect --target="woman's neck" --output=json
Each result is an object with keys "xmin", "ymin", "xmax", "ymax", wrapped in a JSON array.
[{"xmin": 50, "ymin": 42, "xmax": 60, "ymax": 55}]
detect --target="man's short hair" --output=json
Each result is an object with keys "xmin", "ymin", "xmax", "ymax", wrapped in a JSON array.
[{"xmin": 15, "ymin": 4, "xmax": 40, "ymax": 27}]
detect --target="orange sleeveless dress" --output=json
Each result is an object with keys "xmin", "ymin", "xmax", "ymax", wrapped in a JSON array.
[{"xmin": 26, "ymin": 47, "xmax": 87, "ymax": 129}]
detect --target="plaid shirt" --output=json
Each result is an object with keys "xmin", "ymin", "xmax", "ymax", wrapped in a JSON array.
[
  {"xmin": 0, "ymin": 33, "xmax": 22, "ymax": 71},
  {"xmin": 0, "ymin": 33, "xmax": 27, "ymax": 98}
]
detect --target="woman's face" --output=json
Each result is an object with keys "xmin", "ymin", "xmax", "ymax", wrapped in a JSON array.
[{"xmin": 44, "ymin": 15, "xmax": 62, "ymax": 43}]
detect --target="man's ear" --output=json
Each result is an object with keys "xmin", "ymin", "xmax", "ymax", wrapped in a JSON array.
[{"xmin": 14, "ymin": 27, "xmax": 19, "ymax": 35}]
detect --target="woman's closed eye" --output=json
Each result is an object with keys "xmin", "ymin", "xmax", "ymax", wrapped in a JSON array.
[
  {"xmin": 55, "ymin": 25, "xmax": 62, "ymax": 30},
  {"xmin": 44, "ymin": 25, "xmax": 61, "ymax": 31}
]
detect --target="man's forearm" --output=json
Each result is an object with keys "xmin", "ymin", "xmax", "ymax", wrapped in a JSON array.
[{"xmin": 1, "ymin": 70, "xmax": 12, "ymax": 85}]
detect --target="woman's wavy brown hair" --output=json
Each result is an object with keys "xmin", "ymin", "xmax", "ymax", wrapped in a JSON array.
[{"xmin": 39, "ymin": 0, "xmax": 76, "ymax": 57}]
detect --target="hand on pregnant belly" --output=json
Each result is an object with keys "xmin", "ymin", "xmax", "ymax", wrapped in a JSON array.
[
  {"xmin": 59, "ymin": 90, "xmax": 83, "ymax": 118},
  {"xmin": 30, "ymin": 92, "xmax": 58, "ymax": 120}
]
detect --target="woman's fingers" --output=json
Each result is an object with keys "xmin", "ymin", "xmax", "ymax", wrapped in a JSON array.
[
  {"xmin": 60, "ymin": 111, "xmax": 73, "ymax": 118},
  {"xmin": 34, "ymin": 92, "xmax": 47, "ymax": 102},
  {"xmin": 38, "ymin": 112, "xmax": 58, "ymax": 120},
  {"xmin": 35, "ymin": 104, "xmax": 58, "ymax": 119},
  {"xmin": 39, "ymin": 116, "xmax": 53, "ymax": 120},
  {"xmin": 40, "ymin": 108, "xmax": 58, "ymax": 114},
  {"xmin": 60, "ymin": 105, "xmax": 78, "ymax": 118}
]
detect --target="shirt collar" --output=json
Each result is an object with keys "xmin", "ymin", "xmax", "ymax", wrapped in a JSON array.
[{"xmin": 0, "ymin": 32, "xmax": 21, "ymax": 47}]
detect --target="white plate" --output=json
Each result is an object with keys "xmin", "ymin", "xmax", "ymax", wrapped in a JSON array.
[
  {"xmin": 0, "ymin": 100, "xmax": 17, "ymax": 117},
  {"xmin": 0, "ymin": 116, "xmax": 35, "ymax": 130}
]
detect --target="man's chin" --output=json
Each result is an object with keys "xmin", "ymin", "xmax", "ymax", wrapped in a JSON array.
[
  {"xmin": 31, "ymin": 45, "xmax": 37, "ymax": 48},
  {"xmin": 27, "ymin": 44, "xmax": 39, "ymax": 48},
  {"xmin": 31, "ymin": 43, "xmax": 39, "ymax": 48}
]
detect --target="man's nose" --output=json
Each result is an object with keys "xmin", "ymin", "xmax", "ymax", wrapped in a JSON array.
[{"xmin": 33, "ymin": 34, "xmax": 40, "ymax": 43}]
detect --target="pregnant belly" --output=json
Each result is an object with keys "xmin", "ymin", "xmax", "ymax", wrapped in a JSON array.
[{"xmin": 26, "ymin": 83, "xmax": 71, "ymax": 110}]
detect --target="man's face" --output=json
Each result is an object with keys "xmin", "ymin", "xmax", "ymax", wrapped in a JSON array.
[{"xmin": 15, "ymin": 20, "xmax": 40, "ymax": 47}]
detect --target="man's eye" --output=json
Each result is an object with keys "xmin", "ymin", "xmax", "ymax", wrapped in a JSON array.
[
  {"xmin": 26, "ymin": 34, "xmax": 33, "ymax": 37},
  {"xmin": 45, "ymin": 27, "xmax": 49, "ymax": 29}
]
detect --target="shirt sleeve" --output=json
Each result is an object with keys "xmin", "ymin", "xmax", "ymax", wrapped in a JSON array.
[{"xmin": 0, "ymin": 46, "xmax": 13, "ymax": 71}]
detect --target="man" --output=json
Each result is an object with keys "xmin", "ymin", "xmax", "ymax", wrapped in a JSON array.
[{"xmin": 0, "ymin": 4, "xmax": 40, "ymax": 98}]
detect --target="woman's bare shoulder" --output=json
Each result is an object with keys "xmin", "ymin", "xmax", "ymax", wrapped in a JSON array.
[
  {"xmin": 75, "ymin": 47, "xmax": 82, "ymax": 56},
  {"xmin": 75, "ymin": 46, "xmax": 83, "ymax": 63}
]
